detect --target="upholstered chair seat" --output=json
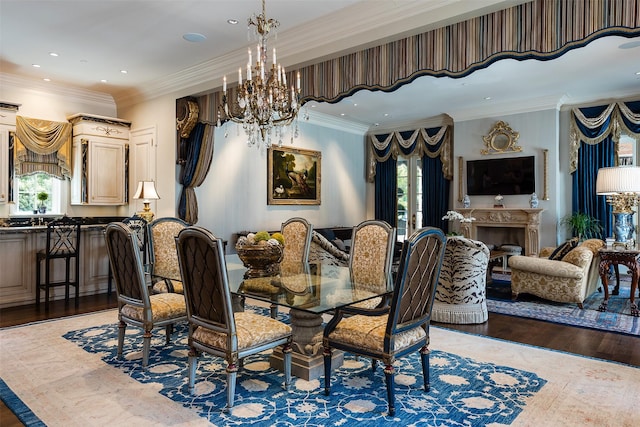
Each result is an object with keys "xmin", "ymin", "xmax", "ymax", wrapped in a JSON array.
[
  {"xmin": 191, "ymin": 311, "xmax": 292, "ymax": 351},
  {"xmin": 431, "ymin": 236, "xmax": 490, "ymax": 324}
]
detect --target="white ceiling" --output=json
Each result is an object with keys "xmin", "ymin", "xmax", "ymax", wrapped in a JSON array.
[{"xmin": 1, "ymin": 0, "xmax": 639, "ymax": 130}]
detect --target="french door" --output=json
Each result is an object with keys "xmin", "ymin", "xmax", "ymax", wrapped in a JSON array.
[{"xmin": 396, "ymin": 155, "xmax": 423, "ymax": 241}]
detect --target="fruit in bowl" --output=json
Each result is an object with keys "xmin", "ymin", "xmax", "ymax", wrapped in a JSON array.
[{"xmin": 236, "ymin": 231, "xmax": 285, "ymax": 278}]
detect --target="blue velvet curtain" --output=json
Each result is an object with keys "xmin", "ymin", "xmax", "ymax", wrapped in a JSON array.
[
  {"xmin": 572, "ymin": 136, "xmax": 614, "ymax": 239},
  {"xmin": 422, "ymin": 150, "xmax": 450, "ymax": 231},
  {"xmin": 178, "ymin": 121, "xmax": 214, "ymax": 224},
  {"xmin": 571, "ymin": 101, "xmax": 640, "ymax": 240},
  {"xmin": 619, "ymin": 101, "xmax": 640, "ymax": 134},
  {"xmin": 374, "ymin": 158, "xmax": 397, "ymax": 226},
  {"xmin": 369, "ymin": 126, "xmax": 451, "ymax": 232}
]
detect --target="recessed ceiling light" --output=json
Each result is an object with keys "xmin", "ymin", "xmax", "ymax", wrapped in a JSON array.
[
  {"xmin": 619, "ymin": 40, "xmax": 640, "ymax": 49},
  {"xmin": 485, "ymin": 96, "xmax": 492, "ymax": 100},
  {"xmin": 32, "ymin": 64, "xmax": 40, "ymax": 68},
  {"xmin": 374, "ymin": 123, "xmax": 380, "ymax": 126},
  {"xmin": 384, "ymin": 113, "xmax": 389, "ymax": 117},
  {"xmin": 340, "ymin": 113, "xmax": 346, "ymax": 116},
  {"xmin": 120, "ymin": 70, "xmax": 128, "ymax": 74},
  {"xmin": 353, "ymin": 103, "xmax": 358, "ymax": 107},
  {"xmin": 227, "ymin": 19, "xmax": 239, "ymax": 25},
  {"xmin": 183, "ymin": 33, "xmax": 206, "ymax": 42},
  {"xmin": 49, "ymin": 52, "xmax": 59, "ymax": 57},
  {"xmin": 100, "ymin": 79, "xmax": 108, "ymax": 83},
  {"xmin": 43, "ymin": 78, "xmax": 50, "ymax": 82},
  {"xmin": 636, "ymin": 71, "xmax": 640, "ymax": 75}
]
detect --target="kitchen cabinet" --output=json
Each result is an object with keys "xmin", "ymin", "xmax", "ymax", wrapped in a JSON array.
[
  {"xmin": 0, "ymin": 103, "xmax": 19, "ymax": 204},
  {"xmin": 68, "ymin": 113, "xmax": 131, "ymax": 205}
]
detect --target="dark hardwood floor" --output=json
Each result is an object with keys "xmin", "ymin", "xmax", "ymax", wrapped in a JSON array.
[{"xmin": 1, "ymin": 294, "xmax": 638, "ymax": 426}]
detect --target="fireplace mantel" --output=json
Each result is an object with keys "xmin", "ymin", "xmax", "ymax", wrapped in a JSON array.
[{"xmin": 458, "ymin": 208, "xmax": 544, "ymax": 255}]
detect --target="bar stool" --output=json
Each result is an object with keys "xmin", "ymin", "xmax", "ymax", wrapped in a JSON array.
[{"xmin": 36, "ymin": 216, "xmax": 81, "ymax": 309}]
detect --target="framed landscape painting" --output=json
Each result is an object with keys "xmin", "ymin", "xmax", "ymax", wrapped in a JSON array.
[{"xmin": 268, "ymin": 146, "xmax": 321, "ymax": 205}]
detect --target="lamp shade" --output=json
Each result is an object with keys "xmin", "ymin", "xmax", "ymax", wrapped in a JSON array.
[
  {"xmin": 133, "ymin": 181, "xmax": 160, "ymax": 200},
  {"xmin": 595, "ymin": 167, "xmax": 640, "ymax": 195}
]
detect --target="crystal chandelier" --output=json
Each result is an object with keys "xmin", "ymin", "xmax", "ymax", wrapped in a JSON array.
[{"xmin": 219, "ymin": 0, "xmax": 302, "ymax": 149}]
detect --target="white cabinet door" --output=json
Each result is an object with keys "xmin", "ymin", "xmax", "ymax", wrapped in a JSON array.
[
  {"xmin": 0, "ymin": 126, "xmax": 8, "ymax": 203},
  {"xmin": 89, "ymin": 139, "xmax": 125, "ymax": 204}
]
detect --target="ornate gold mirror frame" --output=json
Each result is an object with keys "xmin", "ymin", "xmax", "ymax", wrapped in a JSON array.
[{"xmin": 481, "ymin": 121, "xmax": 522, "ymax": 155}]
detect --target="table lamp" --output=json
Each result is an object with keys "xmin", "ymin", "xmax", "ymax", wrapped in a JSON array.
[
  {"xmin": 596, "ymin": 166, "xmax": 640, "ymax": 248},
  {"xmin": 133, "ymin": 180, "xmax": 160, "ymax": 223}
]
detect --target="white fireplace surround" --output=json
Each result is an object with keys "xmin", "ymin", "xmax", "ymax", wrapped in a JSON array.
[{"xmin": 458, "ymin": 208, "xmax": 544, "ymax": 256}]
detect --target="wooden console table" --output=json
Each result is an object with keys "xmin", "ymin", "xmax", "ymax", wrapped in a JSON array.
[{"xmin": 598, "ymin": 248, "xmax": 640, "ymax": 317}]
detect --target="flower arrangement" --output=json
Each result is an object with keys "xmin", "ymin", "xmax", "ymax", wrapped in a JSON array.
[
  {"xmin": 442, "ymin": 210, "xmax": 475, "ymax": 223},
  {"xmin": 442, "ymin": 210, "xmax": 475, "ymax": 237}
]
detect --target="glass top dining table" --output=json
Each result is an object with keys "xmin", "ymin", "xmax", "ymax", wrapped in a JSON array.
[{"xmin": 225, "ymin": 254, "xmax": 393, "ymax": 314}]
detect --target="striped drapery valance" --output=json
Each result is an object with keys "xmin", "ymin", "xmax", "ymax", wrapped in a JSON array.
[
  {"xmin": 297, "ymin": 0, "xmax": 640, "ymax": 105},
  {"xmin": 569, "ymin": 101, "xmax": 640, "ymax": 173},
  {"xmin": 14, "ymin": 116, "xmax": 72, "ymax": 179},
  {"xmin": 367, "ymin": 126, "xmax": 452, "ymax": 182}
]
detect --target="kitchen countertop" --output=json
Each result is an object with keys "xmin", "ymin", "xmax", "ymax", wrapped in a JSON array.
[{"xmin": 0, "ymin": 216, "xmax": 125, "ymax": 233}]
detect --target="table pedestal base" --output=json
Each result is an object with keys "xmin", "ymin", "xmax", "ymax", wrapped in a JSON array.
[
  {"xmin": 271, "ymin": 348, "xmax": 344, "ymax": 381},
  {"xmin": 270, "ymin": 308, "xmax": 344, "ymax": 380}
]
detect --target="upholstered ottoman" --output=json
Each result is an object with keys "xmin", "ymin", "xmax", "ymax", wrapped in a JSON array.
[{"xmin": 432, "ymin": 236, "xmax": 490, "ymax": 324}]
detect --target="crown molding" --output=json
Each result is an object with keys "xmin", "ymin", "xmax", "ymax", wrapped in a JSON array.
[
  {"xmin": 1, "ymin": 73, "xmax": 115, "ymax": 111},
  {"xmin": 305, "ymin": 109, "xmax": 369, "ymax": 135}
]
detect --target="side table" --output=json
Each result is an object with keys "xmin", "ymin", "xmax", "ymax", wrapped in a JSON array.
[{"xmin": 598, "ymin": 248, "xmax": 640, "ymax": 317}]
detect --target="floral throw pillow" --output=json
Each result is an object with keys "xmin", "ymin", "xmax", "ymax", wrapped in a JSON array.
[{"xmin": 548, "ymin": 238, "xmax": 579, "ymax": 261}]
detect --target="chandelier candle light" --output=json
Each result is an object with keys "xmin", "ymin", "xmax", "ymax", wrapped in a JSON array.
[
  {"xmin": 220, "ymin": 0, "xmax": 302, "ymax": 149},
  {"xmin": 595, "ymin": 166, "xmax": 640, "ymax": 247}
]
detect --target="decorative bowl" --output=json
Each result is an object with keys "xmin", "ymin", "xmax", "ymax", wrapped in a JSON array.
[{"xmin": 236, "ymin": 243, "xmax": 284, "ymax": 278}]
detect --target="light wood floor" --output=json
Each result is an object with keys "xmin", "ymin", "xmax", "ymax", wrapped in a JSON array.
[{"xmin": 1, "ymin": 293, "xmax": 638, "ymax": 426}]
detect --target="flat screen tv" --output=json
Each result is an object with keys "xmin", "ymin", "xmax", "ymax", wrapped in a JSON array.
[{"xmin": 466, "ymin": 156, "xmax": 535, "ymax": 196}]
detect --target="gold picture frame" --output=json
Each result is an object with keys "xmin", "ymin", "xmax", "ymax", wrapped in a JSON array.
[{"xmin": 268, "ymin": 146, "xmax": 321, "ymax": 205}]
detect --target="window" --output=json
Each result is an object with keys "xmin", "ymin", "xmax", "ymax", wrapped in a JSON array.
[
  {"xmin": 14, "ymin": 173, "xmax": 63, "ymax": 215},
  {"xmin": 396, "ymin": 156, "xmax": 423, "ymax": 241}
]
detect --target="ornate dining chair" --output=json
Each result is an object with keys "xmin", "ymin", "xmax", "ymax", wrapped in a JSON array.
[
  {"xmin": 147, "ymin": 217, "xmax": 189, "ymax": 293},
  {"xmin": 107, "ymin": 214, "xmax": 149, "ymax": 295},
  {"xmin": 348, "ymin": 219, "xmax": 396, "ymax": 309},
  {"xmin": 104, "ymin": 222, "xmax": 187, "ymax": 368},
  {"xmin": 281, "ymin": 217, "xmax": 313, "ymax": 264},
  {"xmin": 175, "ymin": 226, "xmax": 292, "ymax": 411},
  {"xmin": 261, "ymin": 217, "xmax": 314, "ymax": 318},
  {"xmin": 323, "ymin": 226, "xmax": 446, "ymax": 416}
]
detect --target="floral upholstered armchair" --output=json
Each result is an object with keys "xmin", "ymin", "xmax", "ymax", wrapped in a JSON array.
[{"xmin": 508, "ymin": 238, "xmax": 605, "ymax": 308}]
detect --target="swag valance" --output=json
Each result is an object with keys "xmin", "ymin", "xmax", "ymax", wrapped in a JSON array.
[
  {"xmin": 569, "ymin": 101, "xmax": 640, "ymax": 173},
  {"xmin": 367, "ymin": 126, "xmax": 451, "ymax": 182},
  {"xmin": 15, "ymin": 116, "xmax": 72, "ymax": 179}
]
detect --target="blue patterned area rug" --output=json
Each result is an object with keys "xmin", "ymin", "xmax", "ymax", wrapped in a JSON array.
[
  {"xmin": 487, "ymin": 276, "xmax": 640, "ymax": 336},
  {"xmin": 61, "ymin": 307, "xmax": 546, "ymax": 426}
]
